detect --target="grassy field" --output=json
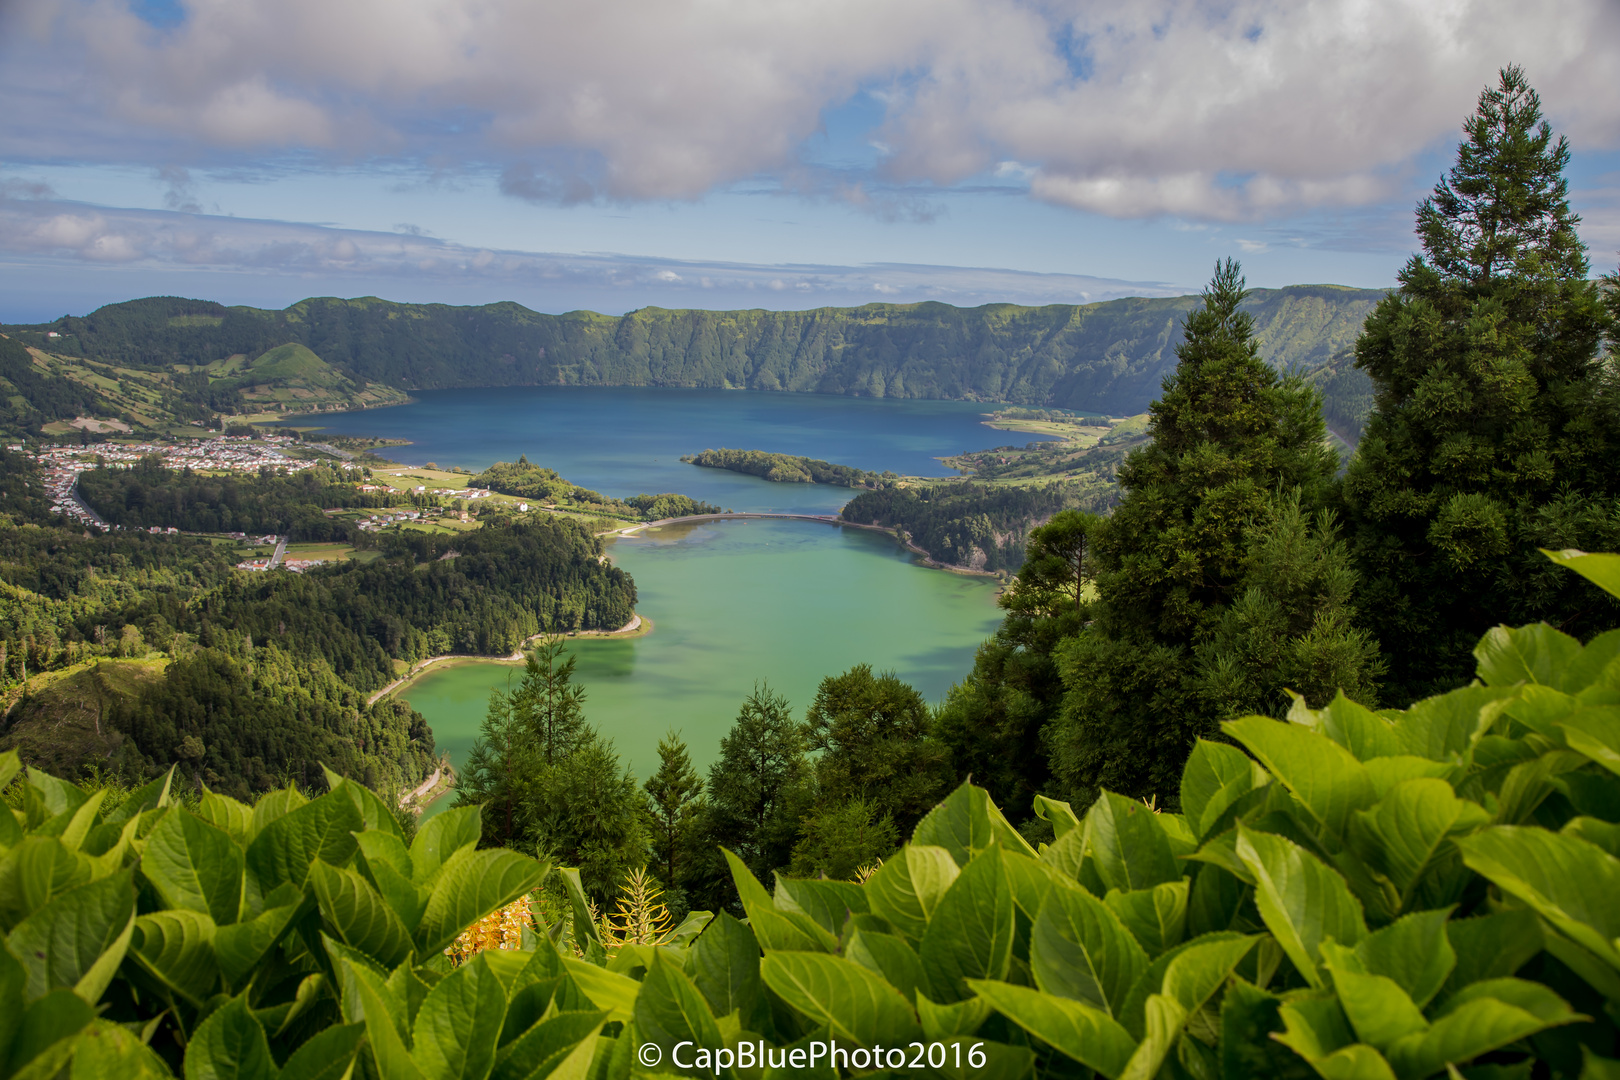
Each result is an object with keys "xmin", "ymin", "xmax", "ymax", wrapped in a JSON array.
[{"xmin": 284, "ymin": 542, "xmax": 357, "ymax": 562}]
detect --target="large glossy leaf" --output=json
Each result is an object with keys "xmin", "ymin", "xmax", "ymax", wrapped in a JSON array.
[
  {"xmin": 6, "ymin": 868, "xmax": 135, "ymax": 1002},
  {"xmin": 1442, "ymin": 910, "xmax": 1543, "ymax": 997},
  {"xmin": 1386, "ymin": 978, "xmax": 1583, "ymax": 1079},
  {"xmin": 0, "ymin": 837, "xmax": 92, "ymax": 932},
  {"xmin": 410, "ymin": 951, "xmax": 507, "ymax": 1080},
  {"xmin": 343, "ymin": 956, "xmax": 425, "ymax": 1080},
  {"xmin": 1319, "ymin": 941, "xmax": 1428, "ymax": 1051},
  {"xmin": 918, "ymin": 846, "xmax": 1015, "ymax": 1003},
  {"xmin": 182, "ymin": 992, "xmax": 277, "ymax": 1080},
  {"xmin": 250, "ymin": 785, "xmax": 308, "ymax": 834},
  {"xmin": 1346, "ymin": 778, "xmax": 1488, "ymax": 906},
  {"xmin": 1029, "ymin": 881, "xmax": 1147, "ymax": 1016},
  {"xmin": 143, "ymin": 808, "xmax": 244, "ymax": 926},
  {"xmin": 1116, "ymin": 932, "xmax": 1259, "ymax": 1078},
  {"xmin": 197, "ymin": 790, "xmax": 255, "ymax": 845},
  {"xmin": 68, "ymin": 1020, "xmax": 173, "ymax": 1080},
  {"xmin": 719, "ymin": 848, "xmax": 836, "ymax": 953},
  {"xmin": 129, "ymin": 909, "xmax": 219, "ymax": 1005},
  {"xmin": 215, "ymin": 900, "xmax": 303, "ymax": 987},
  {"xmin": 491, "ymin": 1009, "xmax": 606, "ymax": 1080},
  {"xmin": 1392, "ymin": 686, "xmax": 1513, "ymax": 763},
  {"xmin": 311, "ymin": 861, "xmax": 415, "ymax": 969},
  {"xmin": 278, "ymin": 1023, "xmax": 367, "ymax": 1080},
  {"xmin": 761, "ymin": 950, "xmax": 921, "ymax": 1046},
  {"xmin": 773, "ymin": 876, "xmax": 867, "ymax": 937},
  {"xmin": 968, "ymin": 978, "xmax": 1135, "ymax": 1079},
  {"xmin": 845, "ymin": 926, "xmax": 924, "ymax": 1004},
  {"xmin": 1543, "ymin": 548, "xmax": 1620, "ymax": 600},
  {"xmin": 1305, "ymin": 693, "xmax": 1404, "ymax": 762},
  {"xmin": 1084, "ymin": 790, "xmax": 1182, "ymax": 892},
  {"xmin": 1455, "ymin": 826, "xmax": 1620, "ymax": 969},
  {"xmin": 1234, "ymin": 824, "xmax": 1365, "ymax": 989},
  {"xmin": 683, "ymin": 911, "xmax": 760, "ymax": 1020},
  {"xmin": 1180, "ymin": 739, "xmax": 1268, "ymax": 842},
  {"xmin": 559, "ymin": 957, "xmax": 641, "ymax": 1025},
  {"xmin": 410, "ymin": 807, "xmax": 482, "ymax": 885},
  {"xmin": 1476, "ymin": 621, "xmax": 1584, "ymax": 690},
  {"xmin": 633, "ymin": 953, "xmax": 726, "ymax": 1077},
  {"xmin": 864, "ymin": 844, "xmax": 959, "ymax": 944},
  {"xmin": 1104, "ymin": 881, "xmax": 1188, "ymax": 958},
  {"xmin": 911, "ymin": 782, "xmax": 1036, "ymax": 867},
  {"xmin": 324, "ymin": 765, "xmax": 407, "ymax": 843},
  {"xmin": 1353, "ymin": 908, "xmax": 1454, "ymax": 1010},
  {"xmin": 1225, "ymin": 716, "xmax": 1375, "ymax": 842},
  {"xmin": 1033, "ymin": 794, "xmax": 1081, "ymax": 838},
  {"xmin": 1557, "ymin": 707, "xmax": 1620, "ymax": 778},
  {"xmin": 244, "ymin": 791, "xmax": 362, "ymax": 894},
  {"xmin": 4, "ymin": 987, "xmax": 93, "ymax": 1078},
  {"xmin": 414, "ymin": 847, "xmax": 548, "ymax": 958}
]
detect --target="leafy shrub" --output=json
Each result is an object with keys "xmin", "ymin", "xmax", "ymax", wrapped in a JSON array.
[{"xmin": 10, "ymin": 549, "xmax": 1620, "ymax": 1077}]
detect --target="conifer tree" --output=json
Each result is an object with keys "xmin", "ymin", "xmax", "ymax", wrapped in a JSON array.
[
  {"xmin": 1046, "ymin": 259, "xmax": 1368, "ymax": 803},
  {"xmin": 1344, "ymin": 66, "xmax": 1620, "ymax": 701},
  {"xmin": 644, "ymin": 730, "xmax": 704, "ymax": 911}
]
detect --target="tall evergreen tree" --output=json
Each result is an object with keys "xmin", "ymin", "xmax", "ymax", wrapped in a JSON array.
[
  {"xmin": 644, "ymin": 729, "xmax": 704, "ymax": 912},
  {"xmin": 1344, "ymin": 66, "xmax": 1620, "ymax": 701},
  {"xmin": 1046, "ymin": 259, "xmax": 1362, "ymax": 804}
]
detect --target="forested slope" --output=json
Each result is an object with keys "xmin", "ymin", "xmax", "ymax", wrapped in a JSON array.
[{"xmin": 9, "ymin": 285, "xmax": 1385, "ymax": 415}]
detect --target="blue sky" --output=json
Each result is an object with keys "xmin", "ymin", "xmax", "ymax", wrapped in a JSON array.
[{"xmin": 1, "ymin": 0, "xmax": 1616, "ymax": 322}]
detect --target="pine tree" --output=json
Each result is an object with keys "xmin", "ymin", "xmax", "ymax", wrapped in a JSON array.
[
  {"xmin": 1046, "ymin": 259, "xmax": 1360, "ymax": 804},
  {"xmin": 644, "ymin": 729, "xmax": 704, "ymax": 909},
  {"xmin": 1344, "ymin": 67, "xmax": 1620, "ymax": 701}
]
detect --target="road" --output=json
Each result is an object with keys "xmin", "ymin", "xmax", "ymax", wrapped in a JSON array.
[{"xmin": 269, "ymin": 535, "xmax": 288, "ymax": 568}]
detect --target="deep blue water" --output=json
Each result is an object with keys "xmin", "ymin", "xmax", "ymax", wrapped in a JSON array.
[{"xmin": 296, "ymin": 386, "xmax": 1048, "ymax": 514}]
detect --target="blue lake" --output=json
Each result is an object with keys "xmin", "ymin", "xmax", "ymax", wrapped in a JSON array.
[{"xmin": 300, "ymin": 386, "xmax": 1045, "ymax": 514}]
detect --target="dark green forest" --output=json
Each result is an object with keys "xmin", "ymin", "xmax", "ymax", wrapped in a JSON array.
[
  {"xmin": 471, "ymin": 456, "xmax": 721, "ymax": 519},
  {"xmin": 8, "ymin": 284, "xmax": 1383, "ymax": 417}
]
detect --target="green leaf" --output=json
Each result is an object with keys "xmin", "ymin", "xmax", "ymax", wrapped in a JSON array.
[
  {"xmin": 773, "ymin": 877, "xmax": 867, "ymax": 937},
  {"xmin": 1475, "ymin": 622, "xmax": 1583, "ymax": 690},
  {"xmin": 1353, "ymin": 908, "xmax": 1455, "ymax": 1010},
  {"xmin": 215, "ymin": 900, "xmax": 303, "ymax": 987},
  {"xmin": 414, "ymin": 847, "xmax": 548, "ymax": 958},
  {"xmin": 1187, "ymin": 861, "xmax": 1249, "ymax": 938},
  {"xmin": 244, "ymin": 790, "xmax": 362, "ymax": 895},
  {"xmin": 1181, "ymin": 740, "xmax": 1268, "ymax": 842},
  {"xmin": 911, "ymin": 782, "xmax": 1036, "ymax": 866},
  {"xmin": 279, "ymin": 1023, "xmax": 367, "ymax": 1080},
  {"xmin": 410, "ymin": 951, "xmax": 508, "ymax": 1080},
  {"xmin": 1455, "ymin": 826, "xmax": 1620, "ymax": 969},
  {"xmin": 143, "ymin": 808, "xmax": 244, "ymax": 926},
  {"xmin": 6, "ymin": 868, "xmax": 135, "ymax": 1002},
  {"xmin": 1441, "ymin": 910, "xmax": 1542, "ymax": 999},
  {"xmin": 325, "ymin": 766, "xmax": 407, "ymax": 843},
  {"xmin": 1541, "ymin": 548, "xmax": 1620, "ymax": 601},
  {"xmin": 0, "ymin": 837, "xmax": 92, "ymax": 932},
  {"xmin": 1029, "ymin": 880, "xmax": 1147, "ymax": 1017},
  {"xmin": 1219, "ymin": 979, "xmax": 1317, "ymax": 1080},
  {"xmin": 1346, "ymin": 779, "xmax": 1488, "ymax": 906},
  {"xmin": 864, "ymin": 844, "xmax": 959, "ymax": 945},
  {"xmin": 6, "ymin": 988, "xmax": 94, "ymax": 1078},
  {"xmin": 968, "ymin": 978, "xmax": 1135, "ymax": 1079},
  {"xmin": 845, "ymin": 926, "xmax": 924, "ymax": 1004},
  {"xmin": 718, "ymin": 849, "xmax": 835, "ymax": 954},
  {"xmin": 1386, "ymin": 979, "xmax": 1583, "ymax": 1079},
  {"xmin": 182, "ymin": 992, "xmax": 277, "ymax": 1080},
  {"xmin": 343, "ymin": 956, "xmax": 425, "ymax": 1080},
  {"xmin": 918, "ymin": 846, "xmax": 1015, "ymax": 1003},
  {"xmin": 251, "ymin": 784, "xmax": 308, "ymax": 832},
  {"xmin": 410, "ymin": 806, "xmax": 482, "ymax": 885},
  {"xmin": 1557, "ymin": 707, "xmax": 1620, "ymax": 778},
  {"xmin": 69, "ymin": 1020, "xmax": 173, "ymax": 1080},
  {"xmin": 560, "ymin": 957, "xmax": 641, "ymax": 1025},
  {"xmin": 633, "ymin": 953, "xmax": 725, "ymax": 1077},
  {"xmin": 1033, "ymin": 794, "xmax": 1081, "ymax": 838},
  {"xmin": 761, "ymin": 951, "xmax": 921, "ymax": 1045},
  {"xmin": 26, "ymin": 772, "xmax": 86, "ymax": 821},
  {"xmin": 916, "ymin": 991, "xmax": 990, "ymax": 1040},
  {"xmin": 1234, "ymin": 824, "xmax": 1365, "ymax": 989},
  {"xmin": 1224, "ymin": 715, "xmax": 1376, "ymax": 842},
  {"xmin": 311, "ymin": 861, "xmax": 415, "ymax": 969},
  {"xmin": 1303, "ymin": 693, "xmax": 1404, "ymax": 762},
  {"xmin": 684, "ymin": 910, "xmax": 760, "ymax": 1020},
  {"xmin": 1084, "ymin": 790, "xmax": 1182, "ymax": 891},
  {"xmin": 1392, "ymin": 686, "xmax": 1513, "ymax": 763},
  {"xmin": 197, "ymin": 790, "xmax": 254, "ymax": 845},
  {"xmin": 129, "ymin": 909, "xmax": 220, "ymax": 1005},
  {"xmin": 1104, "ymin": 880, "xmax": 1188, "ymax": 957},
  {"xmin": 1320, "ymin": 941, "xmax": 1428, "ymax": 1051},
  {"xmin": 491, "ymin": 1010, "xmax": 607, "ymax": 1080}
]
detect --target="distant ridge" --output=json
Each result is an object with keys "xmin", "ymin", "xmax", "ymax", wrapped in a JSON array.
[{"xmin": 8, "ymin": 286, "xmax": 1385, "ymax": 416}]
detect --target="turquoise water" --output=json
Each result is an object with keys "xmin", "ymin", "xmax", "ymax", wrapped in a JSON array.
[
  {"xmin": 303, "ymin": 386, "xmax": 1049, "ymax": 514},
  {"xmin": 402, "ymin": 517, "xmax": 1002, "ymax": 791}
]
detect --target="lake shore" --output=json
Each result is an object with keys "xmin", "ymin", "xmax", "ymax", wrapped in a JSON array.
[{"xmin": 367, "ymin": 613, "xmax": 654, "ymax": 706}]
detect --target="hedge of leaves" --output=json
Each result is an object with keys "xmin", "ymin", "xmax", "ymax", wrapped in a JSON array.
[{"xmin": 6, "ymin": 548, "xmax": 1620, "ymax": 1078}]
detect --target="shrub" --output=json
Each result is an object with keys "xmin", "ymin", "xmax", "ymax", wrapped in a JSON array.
[{"xmin": 9, "ymin": 548, "xmax": 1620, "ymax": 1077}]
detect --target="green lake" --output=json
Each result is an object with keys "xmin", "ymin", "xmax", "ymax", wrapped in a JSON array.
[{"xmin": 402, "ymin": 516, "xmax": 1002, "ymax": 800}]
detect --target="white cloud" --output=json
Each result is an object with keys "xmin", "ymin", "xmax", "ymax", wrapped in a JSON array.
[{"xmin": 1, "ymin": 0, "xmax": 1616, "ymax": 223}]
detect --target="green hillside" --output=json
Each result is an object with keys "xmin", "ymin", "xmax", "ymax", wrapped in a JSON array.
[
  {"xmin": 7, "ymin": 284, "xmax": 1387, "ymax": 416},
  {"xmin": 204, "ymin": 341, "xmax": 409, "ymax": 412}
]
